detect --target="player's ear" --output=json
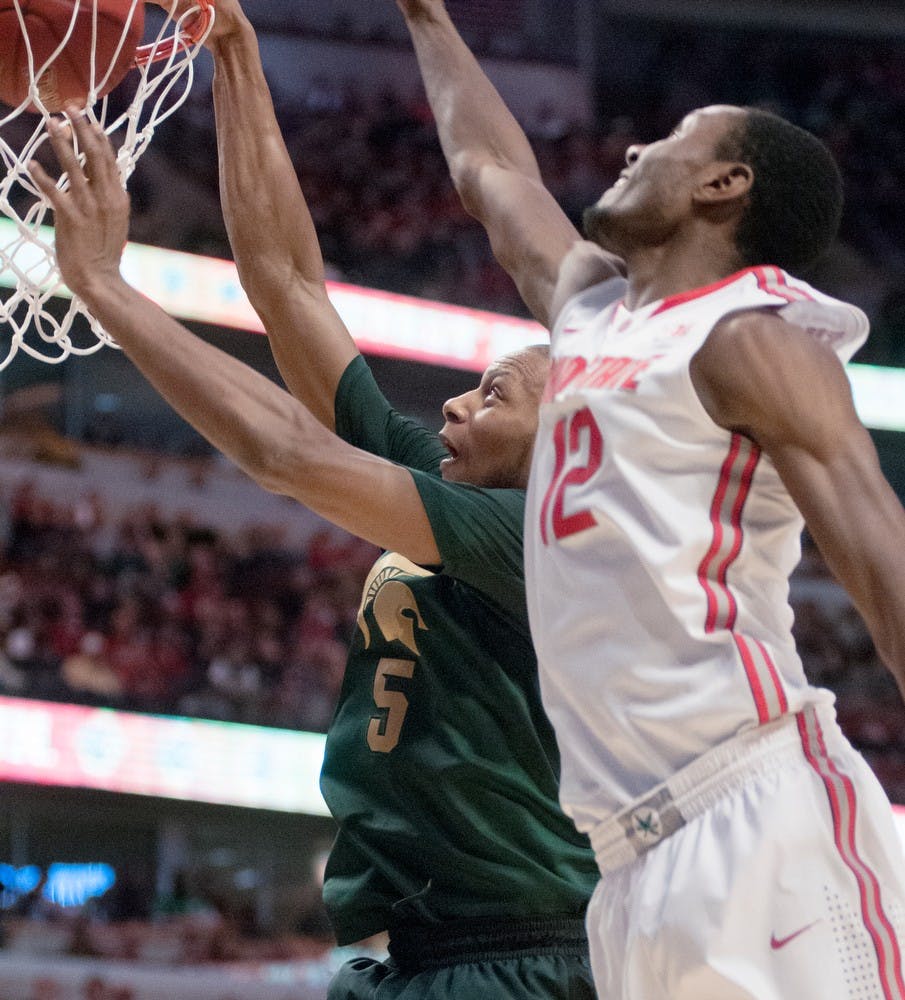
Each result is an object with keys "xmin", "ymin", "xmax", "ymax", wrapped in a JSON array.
[{"xmin": 694, "ymin": 162, "xmax": 753, "ymax": 206}]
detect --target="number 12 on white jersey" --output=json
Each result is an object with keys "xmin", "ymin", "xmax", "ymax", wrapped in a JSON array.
[{"xmin": 539, "ymin": 406, "xmax": 604, "ymax": 544}]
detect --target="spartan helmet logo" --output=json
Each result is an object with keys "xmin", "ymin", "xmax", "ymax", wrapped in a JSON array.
[{"xmin": 357, "ymin": 554, "xmax": 430, "ymax": 654}]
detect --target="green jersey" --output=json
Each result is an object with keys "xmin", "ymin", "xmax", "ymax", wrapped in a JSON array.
[{"xmin": 320, "ymin": 357, "xmax": 597, "ymax": 946}]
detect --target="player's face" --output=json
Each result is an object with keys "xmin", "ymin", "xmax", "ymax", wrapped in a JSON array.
[
  {"xmin": 583, "ymin": 105, "xmax": 746, "ymax": 254},
  {"xmin": 439, "ymin": 348, "xmax": 548, "ymax": 490}
]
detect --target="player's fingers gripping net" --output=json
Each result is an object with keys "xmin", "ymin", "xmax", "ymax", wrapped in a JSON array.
[{"xmin": 0, "ymin": 0, "xmax": 214, "ymax": 369}]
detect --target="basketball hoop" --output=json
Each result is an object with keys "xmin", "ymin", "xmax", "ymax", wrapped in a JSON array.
[{"xmin": 0, "ymin": 0, "xmax": 215, "ymax": 370}]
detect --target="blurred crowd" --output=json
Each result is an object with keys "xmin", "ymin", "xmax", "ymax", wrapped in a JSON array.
[
  {"xmin": 0, "ymin": 478, "xmax": 377, "ymax": 734},
  {"xmin": 121, "ymin": 24, "xmax": 905, "ymax": 365}
]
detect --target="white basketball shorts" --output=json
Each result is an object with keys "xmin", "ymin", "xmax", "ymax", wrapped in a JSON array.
[{"xmin": 586, "ymin": 705, "xmax": 905, "ymax": 999}]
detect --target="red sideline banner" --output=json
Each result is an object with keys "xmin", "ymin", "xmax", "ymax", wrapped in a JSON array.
[{"xmin": 0, "ymin": 695, "xmax": 328, "ymax": 814}]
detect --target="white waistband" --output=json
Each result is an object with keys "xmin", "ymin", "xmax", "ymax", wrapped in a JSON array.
[{"xmin": 589, "ymin": 708, "xmax": 821, "ymax": 875}]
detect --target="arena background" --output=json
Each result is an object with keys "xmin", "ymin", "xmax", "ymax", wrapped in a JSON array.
[{"xmin": 2, "ymin": 0, "xmax": 905, "ymax": 996}]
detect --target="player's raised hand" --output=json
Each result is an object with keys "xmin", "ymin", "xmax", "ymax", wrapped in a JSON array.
[
  {"xmin": 148, "ymin": 0, "xmax": 249, "ymax": 48},
  {"xmin": 29, "ymin": 108, "xmax": 129, "ymax": 300}
]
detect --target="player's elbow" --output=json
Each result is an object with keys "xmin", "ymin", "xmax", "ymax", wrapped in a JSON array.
[
  {"xmin": 237, "ymin": 264, "xmax": 326, "ymax": 328},
  {"xmin": 448, "ymin": 151, "xmax": 498, "ymax": 221},
  {"xmin": 234, "ymin": 258, "xmax": 284, "ymax": 313},
  {"xmin": 225, "ymin": 435, "xmax": 283, "ymax": 497},
  {"xmin": 229, "ymin": 413, "xmax": 309, "ymax": 500},
  {"xmin": 245, "ymin": 448, "xmax": 301, "ymax": 501}
]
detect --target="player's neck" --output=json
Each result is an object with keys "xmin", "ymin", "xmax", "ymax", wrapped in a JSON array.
[{"xmin": 621, "ymin": 236, "xmax": 741, "ymax": 312}]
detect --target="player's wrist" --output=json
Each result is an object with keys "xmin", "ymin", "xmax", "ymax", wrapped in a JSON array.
[
  {"xmin": 398, "ymin": 0, "xmax": 446, "ymax": 24},
  {"xmin": 69, "ymin": 271, "xmax": 132, "ymax": 315},
  {"xmin": 205, "ymin": 11, "xmax": 255, "ymax": 55}
]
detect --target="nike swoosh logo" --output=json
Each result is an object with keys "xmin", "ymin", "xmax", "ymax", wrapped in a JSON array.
[{"xmin": 770, "ymin": 920, "xmax": 819, "ymax": 950}]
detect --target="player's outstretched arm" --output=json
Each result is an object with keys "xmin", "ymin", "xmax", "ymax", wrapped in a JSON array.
[
  {"xmin": 396, "ymin": 0, "xmax": 621, "ymax": 329},
  {"xmin": 693, "ymin": 312, "xmax": 905, "ymax": 698},
  {"xmin": 32, "ymin": 112, "xmax": 441, "ymax": 565},
  {"xmin": 152, "ymin": 0, "xmax": 357, "ymax": 429}
]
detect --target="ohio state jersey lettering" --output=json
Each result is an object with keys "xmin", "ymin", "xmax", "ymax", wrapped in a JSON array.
[{"xmin": 544, "ymin": 354, "xmax": 661, "ymax": 402}]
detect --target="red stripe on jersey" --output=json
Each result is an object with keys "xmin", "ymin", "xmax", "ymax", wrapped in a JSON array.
[
  {"xmin": 651, "ymin": 263, "xmax": 816, "ymax": 317},
  {"xmin": 734, "ymin": 634, "xmax": 770, "ymax": 724},
  {"xmin": 799, "ymin": 710, "xmax": 905, "ymax": 999},
  {"xmin": 753, "ymin": 636, "xmax": 788, "ymax": 715},
  {"xmin": 698, "ymin": 435, "xmax": 759, "ymax": 633},
  {"xmin": 651, "ymin": 267, "xmax": 756, "ymax": 316},
  {"xmin": 716, "ymin": 441, "xmax": 760, "ymax": 631},
  {"xmin": 699, "ymin": 437, "xmax": 788, "ymax": 722},
  {"xmin": 753, "ymin": 265, "xmax": 814, "ymax": 303},
  {"xmin": 698, "ymin": 435, "xmax": 743, "ymax": 632}
]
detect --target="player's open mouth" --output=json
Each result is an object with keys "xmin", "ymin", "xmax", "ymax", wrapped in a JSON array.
[{"xmin": 439, "ymin": 433, "xmax": 459, "ymax": 460}]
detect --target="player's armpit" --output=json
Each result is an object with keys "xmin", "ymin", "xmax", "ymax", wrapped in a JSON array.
[{"xmin": 550, "ymin": 240, "xmax": 626, "ymax": 331}]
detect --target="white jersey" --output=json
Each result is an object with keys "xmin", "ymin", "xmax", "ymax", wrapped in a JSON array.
[{"xmin": 525, "ymin": 265, "xmax": 869, "ymax": 834}]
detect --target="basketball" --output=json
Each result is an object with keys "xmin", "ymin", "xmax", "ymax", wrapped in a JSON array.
[{"xmin": 0, "ymin": 0, "xmax": 145, "ymax": 112}]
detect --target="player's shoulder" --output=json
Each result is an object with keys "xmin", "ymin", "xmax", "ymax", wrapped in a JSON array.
[
  {"xmin": 710, "ymin": 268, "xmax": 868, "ymax": 358},
  {"xmin": 703, "ymin": 308, "xmax": 840, "ymax": 386},
  {"xmin": 711, "ymin": 307, "xmax": 793, "ymax": 343},
  {"xmin": 694, "ymin": 307, "xmax": 853, "ymax": 436},
  {"xmin": 709, "ymin": 306, "xmax": 847, "ymax": 364}
]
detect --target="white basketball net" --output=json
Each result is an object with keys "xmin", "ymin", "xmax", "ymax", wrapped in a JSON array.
[{"xmin": 0, "ymin": 0, "xmax": 214, "ymax": 369}]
